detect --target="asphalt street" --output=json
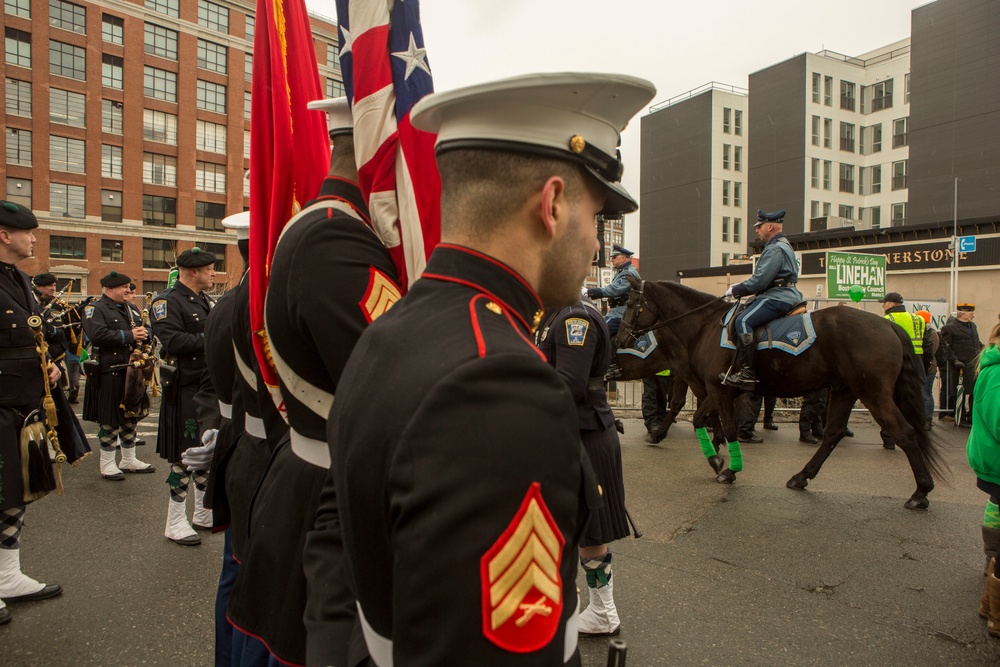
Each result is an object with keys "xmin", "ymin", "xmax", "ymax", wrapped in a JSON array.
[{"xmin": 3, "ymin": 395, "xmax": 999, "ymax": 666}]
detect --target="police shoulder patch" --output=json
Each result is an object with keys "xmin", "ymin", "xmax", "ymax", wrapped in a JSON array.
[
  {"xmin": 565, "ymin": 318, "xmax": 589, "ymax": 346},
  {"xmin": 83, "ymin": 305, "xmax": 95, "ymax": 319},
  {"xmin": 152, "ymin": 300, "xmax": 167, "ymax": 321},
  {"xmin": 481, "ymin": 482, "xmax": 564, "ymax": 653}
]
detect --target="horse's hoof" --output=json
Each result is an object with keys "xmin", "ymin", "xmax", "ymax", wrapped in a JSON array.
[
  {"xmin": 707, "ymin": 455, "xmax": 725, "ymax": 474},
  {"xmin": 644, "ymin": 434, "xmax": 662, "ymax": 445},
  {"xmin": 786, "ymin": 476, "xmax": 808, "ymax": 490},
  {"xmin": 904, "ymin": 497, "xmax": 929, "ymax": 511},
  {"xmin": 715, "ymin": 469, "xmax": 737, "ymax": 484}
]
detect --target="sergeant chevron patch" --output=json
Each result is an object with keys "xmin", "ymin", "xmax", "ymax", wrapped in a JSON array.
[
  {"xmin": 481, "ymin": 482, "xmax": 564, "ymax": 653},
  {"xmin": 359, "ymin": 266, "xmax": 401, "ymax": 323}
]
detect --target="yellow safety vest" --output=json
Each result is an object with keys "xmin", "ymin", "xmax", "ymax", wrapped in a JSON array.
[
  {"xmin": 884, "ymin": 311, "xmax": 924, "ymax": 355},
  {"xmin": 656, "ymin": 369, "xmax": 671, "ymax": 377}
]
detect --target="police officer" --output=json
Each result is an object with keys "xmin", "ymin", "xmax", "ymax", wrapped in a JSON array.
[
  {"xmin": 877, "ymin": 292, "xmax": 927, "ymax": 447},
  {"xmin": 81, "ymin": 271, "xmax": 156, "ymax": 479},
  {"xmin": 941, "ymin": 302, "xmax": 983, "ymax": 427},
  {"xmin": 32, "ymin": 274, "xmax": 68, "ymax": 369},
  {"xmin": 151, "ymin": 247, "xmax": 216, "ymax": 546},
  {"xmin": 586, "ymin": 244, "xmax": 640, "ymax": 337},
  {"xmin": 0, "ymin": 201, "xmax": 63, "ymax": 626},
  {"xmin": 322, "ymin": 72, "xmax": 654, "ymax": 665},
  {"xmin": 721, "ymin": 209, "xmax": 803, "ymax": 391},
  {"xmin": 536, "ymin": 296, "xmax": 631, "ymax": 637}
]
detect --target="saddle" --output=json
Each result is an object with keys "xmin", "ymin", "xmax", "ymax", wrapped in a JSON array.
[
  {"xmin": 724, "ymin": 298, "xmax": 808, "ymax": 341},
  {"xmin": 721, "ymin": 300, "xmax": 816, "ymax": 357}
]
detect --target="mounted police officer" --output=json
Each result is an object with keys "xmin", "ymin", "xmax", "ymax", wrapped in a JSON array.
[
  {"xmin": 151, "ymin": 247, "xmax": 216, "ymax": 546},
  {"xmin": 586, "ymin": 244, "xmax": 640, "ymax": 336},
  {"xmin": 721, "ymin": 209, "xmax": 802, "ymax": 391},
  {"xmin": 82, "ymin": 271, "xmax": 156, "ymax": 480}
]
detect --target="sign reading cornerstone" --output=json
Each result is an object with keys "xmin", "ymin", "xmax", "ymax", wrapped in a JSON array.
[
  {"xmin": 802, "ymin": 237, "xmax": 1000, "ymax": 276},
  {"xmin": 825, "ymin": 251, "xmax": 887, "ymax": 301}
]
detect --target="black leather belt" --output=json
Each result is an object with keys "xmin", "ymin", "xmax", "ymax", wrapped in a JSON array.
[
  {"xmin": 770, "ymin": 279, "xmax": 797, "ymax": 289},
  {"xmin": 0, "ymin": 346, "xmax": 38, "ymax": 360}
]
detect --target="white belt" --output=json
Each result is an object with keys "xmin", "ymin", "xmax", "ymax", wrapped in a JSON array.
[
  {"xmin": 244, "ymin": 415, "xmax": 266, "ymax": 439},
  {"xmin": 357, "ymin": 596, "xmax": 579, "ymax": 666},
  {"xmin": 289, "ymin": 428, "xmax": 330, "ymax": 469},
  {"xmin": 218, "ymin": 401, "xmax": 232, "ymax": 419}
]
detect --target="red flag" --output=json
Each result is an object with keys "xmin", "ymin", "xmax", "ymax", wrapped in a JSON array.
[{"xmin": 249, "ymin": 0, "xmax": 330, "ymax": 404}]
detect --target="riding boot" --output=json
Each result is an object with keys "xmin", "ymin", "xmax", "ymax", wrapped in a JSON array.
[
  {"xmin": 982, "ymin": 557, "xmax": 995, "ymax": 619},
  {"xmin": 0, "ymin": 549, "xmax": 62, "ymax": 602},
  {"xmin": 763, "ymin": 418, "xmax": 778, "ymax": 431},
  {"xmin": 721, "ymin": 333, "xmax": 757, "ymax": 391}
]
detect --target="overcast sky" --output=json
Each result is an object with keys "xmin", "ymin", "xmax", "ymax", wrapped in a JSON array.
[{"xmin": 305, "ymin": 0, "xmax": 928, "ymax": 251}]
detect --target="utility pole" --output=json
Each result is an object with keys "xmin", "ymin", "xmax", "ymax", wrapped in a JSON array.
[{"xmin": 950, "ymin": 177, "xmax": 959, "ymax": 313}]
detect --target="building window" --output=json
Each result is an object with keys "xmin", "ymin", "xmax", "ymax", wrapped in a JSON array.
[
  {"xmin": 195, "ymin": 201, "xmax": 226, "ymax": 231},
  {"xmin": 870, "ymin": 165, "xmax": 882, "ymax": 194},
  {"xmin": 840, "ymin": 81, "xmax": 855, "ymax": 111},
  {"xmin": 196, "ymin": 120, "xmax": 227, "ymax": 154},
  {"xmin": 839, "ymin": 205, "xmax": 854, "ymax": 220},
  {"xmin": 892, "ymin": 117, "xmax": 908, "ymax": 148},
  {"xmin": 891, "ymin": 203, "xmax": 906, "ymax": 226},
  {"xmin": 722, "ymin": 216, "xmax": 730, "ymax": 242},
  {"xmin": 50, "ymin": 88, "xmax": 86, "ymax": 127},
  {"xmin": 101, "ymin": 238, "xmax": 123, "ymax": 261},
  {"xmin": 245, "ymin": 53, "xmax": 253, "ymax": 81},
  {"xmin": 722, "ymin": 144, "xmax": 731, "ymax": 170},
  {"xmin": 872, "ymin": 79, "xmax": 893, "ymax": 111},
  {"xmin": 49, "ymin": 0, "xmax": 86, "ymax": 34},
  {"xmin": 326, "ymin": 43, "xmax": 339, "ymax": 69},
  {"xmin": 326, "ymin": 78, "xmax": 345, "ymax": 98},
  {"xmin": 243, "ymin": 169, "xmax": 250, "ymax": 197},
  {"xmin": 50, "ymin": 235, "xmax": 86, "ymax": 258},
  {"xmin": 197, "ymin": 80, "xmax": 227, "ymax": 114},
  {"xmin": 865, "ymin": 206, "xmax": 881, "ymax": 229},
  {"xmin": 102, "ymin": 54, "xmax": 124, "ymax": 89},
  {"xmin": 5, "ymin": 0, "xmax": 30, "ymax": 18},
  {"xmin": 50, "ymin": 135, "xmax": 86, "ymax": 173},
  {"xmin": 823, "ymin": 202, "xmax": 831, "ymax": 217},
  {"xmin": 811, "ymin": 115, "xmax": 820, "ymax": 146},
  {"xmin": 144, "ymin": 66, "xmax": 177, "ymax": 102},
  {"xmin": 144, "ymin": 23, "xmax": 178, "ymax": 60},
  {"xmin": 102, "ymin": 144, "xmax": 123, "ymax": 179},
  {"xmin": 245, "ymin": 15, "xmax": 255, "ymax": 42},
  {"xmin": 861, "ymin": 123, "xmax": 882, "ymax": 155},
  {"xmin": 144, "ymin": 280, "xmax": 168, "ymax": 295},
  {"xmin": 5, "ymin": 128, "xmax": 31, "ymax": 166},
  {"xmin": 721, "ymin": 252, "xmax": 730, "ymax": 267},
  {"xmin": 823, "ymin": 161, "xmax": 831, "ymax": 190},
  {"xmin": 839, "ymin": 122, "xmax": 855, "ymax": 152},
  {"xmin": 811, "ymin": 72, "xmax": 820, "ymax": 104},
  {"xmin": 811, "ymin": 158, "xmax": 820, "ymax": 188},
  {"xmin": 839, "ymin": 164, "xmax": 854, "ymax": 193},
  {"xmin": 50, "ymin": 184, "xmax": 85, "ymax": 218},
  {"xmin": 103, "ymin": 99, "xmax": 124, "ymax": 134},
  {"xmin": 734, "ymin": 182, "xmax": 742, "ymax": 207},
  {"xmin": 734, "ymin": 110, "xmax": 742, "ymax": 136},
  {"xmin": 197, "ymin": 38, "xmax": 228, "ymax": 74},
  {"xmin": 734, "ymin": 146, "xmax": 742, "ymax": 172},
  {"xmin": 734, "ymin": 217, "xmax": 742, "ymax": 243},
  {"xmin": 143, "ymin": 153, "xmax": 177, "ymax": 187},
  {"xmin": 5, "ymin": 79, "xmax": 31, "ymax": 117},
  {"xmin": 722, "ymin": 107, "xmax": 731, "ymax": 134},
  {"xmin": 101, "ymin": 191, "xmax": 122, "ymax": 223},
  {"xmin": 143, "ymin": 109, "xmax": 178, "ymax": 144},
  {"xmin": 904, "ymin": 73, "xmax": 910, "ymax": 105},
  {"xmin": 823, "ymin": 118, "xmax": 832, "ymax": 149},
  {"xmin": 810, "ymin": 201, "xmax": 820, "ymax": 220},
  {"xmin": 722, "ymin": 180, "xmax": 730, "ymax": 206},
  {"xmin": 244, "ymin": 91, "xmax": 252, "ymax": 121},
  {"xmin": 244, "ymin": 130, "xmax": 250, "ymax": 159},
  {"xmin": 196, "ymin": 161, "xmax": 227, "ymax": 193},
  {"xmin": 892, "ymin": 160, "xmax": 908, "ymax": 190},
  {"xmin": 5, "ymin": 29, "xmax": 32, "ymax": 68},
  {"xmin": 824, "ymin": 76, "xmax": 832, "ymax": 106},
  {"xmin": 143, "ymin": 238, "xmax": 176, "ymax": 268},
  {"xmin": 102, "ymin": 14, "xmax": 124, "ymax": 44},
  {"xmin": 204, "ymin": 243, "xmax": 227, "ymax": 272},
  {"xmin": 49, "ymin": 40, "xmax": 86, "ymax": 80},
  {"xmin": 143, "ymin": 195, "xmax": 176, "ymax": 227},
  {"xmin": 198, "ymin": 0, "xmax": 230, "ymax": 33},
  {"xmin": 145, "ymin": 0, "xmax": 178, "ymax": 18},
  {"xmin": 7, "ymin": 178, "xmax": 31, "ymax": 208}
]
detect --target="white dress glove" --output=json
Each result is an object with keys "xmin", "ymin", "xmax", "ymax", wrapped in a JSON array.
[
  {"xmin": 182, "ymin": 429, "xmax": 218, "ymax": 471},
  {"xmin": 725, "ymin": 285, "xmax": 735, "ymax": 298}
]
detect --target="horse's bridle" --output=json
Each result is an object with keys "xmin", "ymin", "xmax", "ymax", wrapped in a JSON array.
[{"xmin": 618, "ymin": 280, "xmax": 727, "ymax": 345}]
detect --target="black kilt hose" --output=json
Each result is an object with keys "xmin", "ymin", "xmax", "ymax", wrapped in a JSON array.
[
  {"xmin": 536, "ymin": 300, "xmax": 630, "ymax": 546},
  {"xmin": 81, "ymin": 296, "xmax": 145, "ymax": 428}
]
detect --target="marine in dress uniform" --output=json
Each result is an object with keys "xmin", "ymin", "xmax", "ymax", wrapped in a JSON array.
[
  {"xmin": 535, "ymin": 297, "xmax": 631, "ymax": 637},
  {"xmin": 81, "ymin": 271, "xmax": 156, "ymax": 480},
  {"xmin": 324, "ymin": 72, "xmax": 654, "ymax": 666},
  {"xmin": 585, "ymin": 244, "xmax": 639, "ymax": 336},
  {"xmin": 721, "ymin": 209, "xmax": 803, "ymax": 391},
  {"xmin": 0, "ymin": 202, "xmax": 63, "ymax": 626},
  {"xmin": 151, "ymin": 247, "xmax": 216, "ymax": 546},
  {"xmin": 228, "ymin": 98, "xmax": 399, "ymax": 667}
]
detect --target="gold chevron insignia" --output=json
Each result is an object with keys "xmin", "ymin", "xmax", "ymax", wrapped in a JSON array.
[{"xmin": 361, "ymin": 269, "xmax": 401, "ymax": 323}]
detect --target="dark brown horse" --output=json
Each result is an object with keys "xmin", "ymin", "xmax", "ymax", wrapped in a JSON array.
[{"xmin": 613, "ymin": 278, "xmax": 944, "ymax": 510}]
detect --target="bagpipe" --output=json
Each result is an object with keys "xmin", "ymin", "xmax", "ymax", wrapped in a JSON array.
[{"xmin": 121, "ymin": 292, "xmax": 159, "ymax": 418}]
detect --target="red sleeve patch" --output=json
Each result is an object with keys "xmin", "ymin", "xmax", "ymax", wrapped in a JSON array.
[
  {"xmin": 480, "ymin": 482, "xmax": 565, "ymax": 653},
  {"xmin": 359, "ymin": 266, "xmax": 402, "ymax": 324}
]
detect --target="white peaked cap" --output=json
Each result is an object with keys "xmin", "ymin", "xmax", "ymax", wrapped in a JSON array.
[
  {"xmin": 222, "ymin": 211, "xmax": 250, "ymax": 241},
  {"xmin": 307, "ymin": 96, "xmax": 353, "ymax": 138}
]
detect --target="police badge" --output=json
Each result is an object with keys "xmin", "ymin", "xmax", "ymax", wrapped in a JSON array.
[
  {"xmin": 152, "ymin": 300, "xmax": 167, "ymax": 321},
  {"xmin": 84, "ymin": 305, "xmax": 95, "ymax": 319},
  {"xmin": 565, "ymin": 318, "xmax": 589, "ymax": 346}
]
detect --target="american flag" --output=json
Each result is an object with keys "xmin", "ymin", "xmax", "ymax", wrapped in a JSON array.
[
  {"xmin": 335, "ymin": 0, "xmax": 441, "ymax": 292},
  {"xmin": 248, "ymin": 0, "xmax": 330, "ymax": 398}
]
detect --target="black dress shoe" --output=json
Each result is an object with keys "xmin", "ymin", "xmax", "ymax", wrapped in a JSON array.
[
  {"xmin": 959, "ymin": 421, "xmax": 973, "ymax": 429},
  {"xmin": 0, "ymin": 606, "xmax": 9, "ymax": 624},
  {"xmin": 738, "ymin": 432, "xmax": 763, "ymax": 444},
  {"xmin": 844, "ymin": 429, "xmax": 855, "ymax": 438},
  {"xmin": 135, "ymin": 439, "xmax": 147, "ymax": 447},
  {"xmin": 3, "ymin": 583, "xmax": 62, "ymax": 603},
  {"xmin": 763, "ymin": 421, "xmax": 778, "ymax": 431},
  {"xmin": 799, "ymin": 434, "xmax": 819, "ymax": 444}
]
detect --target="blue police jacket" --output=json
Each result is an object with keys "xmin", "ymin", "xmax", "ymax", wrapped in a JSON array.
[
  {"xmin": 592, "ymin": 260, "xmax": 640, "ymax": 319},
  {"xmin": 731, "ymin": 234, "xmax": 802, "ymax": 306}
]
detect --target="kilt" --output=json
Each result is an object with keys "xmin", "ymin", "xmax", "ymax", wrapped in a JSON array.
[
  {"xmin": 156, "ymin": 372, "xmax": 205, "ymax": 463},
  {"xmin": 580, "ymin": 423, "xmax": 630, "ymax": 547},
  {"xmin": 0, "ymin": 404, "xmax": 33, "ymax": 510},
  {"xmin": 82, "ymin": 369, "xmax": 128, "ymax": 427}
]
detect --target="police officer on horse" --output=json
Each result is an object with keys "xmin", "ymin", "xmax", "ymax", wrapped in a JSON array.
[
  {"xmin": 721, "ymin": 209, "xmax": 802, "ymax": 391},
  {"xmin": 587, "ymin": 244, "xmax": 639, "ymax": 337}
]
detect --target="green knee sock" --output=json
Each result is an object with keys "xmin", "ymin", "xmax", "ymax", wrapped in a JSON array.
[
  {"xmin": 696, "ymin": 427, "xmax": 715, "ymax": 459},
  {"xmin": 728, "ymin": 441, "xmax": 744, "ymax": 472},
  {"xmin": 985, "ymin": 501, "xmax": 1000, "ymax": 529}
]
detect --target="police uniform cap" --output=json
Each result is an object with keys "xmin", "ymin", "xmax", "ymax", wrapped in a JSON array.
[
  {"xmin": 410, "ymin": 72, "xmax": 656, "ymax": 216},
  {"xmin": 754, "ymin": 209, "xmax": 786, "ymax": 227},
  {"xmin": 221, "ymin": 211, "xmax": 251, "ymax": 241},
  {"xmin": 957, "ymin": 303, "xmax": 976, "ymax": 312},
  {"xmin": 176, "ymin": 247, "xmax": 217, "ymax": 268},
  {"xmin": 610, "ymin": 243, "xmax": 633, "ymax": 258},
  {"xmin": 100, "ymin": 271, "xmax": 131, "ymax": 288},
  {"xmin": 879, "ymin": 292, "xmax": 903, "ymax": 304},
  {"xmin": 32, "ymin": 273, "xmax": 57, "ymax": 287},
  {"xmin": 0, "ymin": 200, "xmax": 38, "ymax": 230},
  {"xmin": 307, "ymin": 97, "xmax": 353, "ymax": 139}
]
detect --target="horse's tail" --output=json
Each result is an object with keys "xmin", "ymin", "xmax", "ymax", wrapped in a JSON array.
[{"xmin": 890, "ymin": 324, "xmax": 947, "ymax": 481}]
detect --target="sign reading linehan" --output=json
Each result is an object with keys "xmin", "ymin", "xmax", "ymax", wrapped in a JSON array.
[{"xmin": 826, "ymin": 251, "xmax": 886, "ymax": 301}]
